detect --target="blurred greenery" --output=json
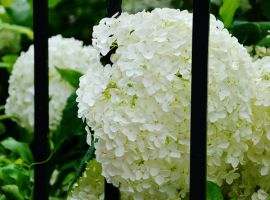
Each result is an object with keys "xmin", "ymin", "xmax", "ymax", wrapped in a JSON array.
[
  {"xmin": 0, "ymin": 0, "xmax": 269, "ymax": 199},
  {"xmin": 48, "ymin": 0, "xmax": 107, "ymax": 44},
  {"xmin": 0, "ymin": 138, "xmax": 33, "ymax": 200},
  {"xmin": 219, "ymin": 0, "xmax": 241, "ymax": 27},
  {"xmin": 47, "ymin": 92, "xmax": 88, "ymax": 198}
]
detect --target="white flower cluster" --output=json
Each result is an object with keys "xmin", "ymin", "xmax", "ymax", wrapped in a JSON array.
[
  {"xmin": 237, "ymin": 56, "xmax": 270, "ymax": 199},
  {"xmin": 68, "ymin": 159, "xmax": 104, "ymax": 200},
  {"xmin": 122, "ymin": 0, "xmax": 174, "ymax": 13},
  {"xmin": 68, "ymin": 159, "xmax": 179, "ymax": 200},
  {"xmin": 252, "ymin": 56, "xmax": 270, "ymax": 107},
  {"xmin": 211, "ymin": 55, "xmax": 270, "ymax": 199},
  {"xmin": 77, "ymin": 8, "xmax": 255, "ymax": 199},
  {"xmin": 5, "ymin": 35, "xmax": 99, "ymax": 132}
]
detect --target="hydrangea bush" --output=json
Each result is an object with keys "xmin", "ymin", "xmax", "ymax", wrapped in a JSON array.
[
  {"xmin": 5, "ymin": 35, "xmax": 99, "ymax": 132},
  {"xmin": 1, "ymin": 0, "xmax": 269, "ymax": 199},
  {"xmin": 76, "ymin": 8, "xmax": 260, "ymax": 199}
]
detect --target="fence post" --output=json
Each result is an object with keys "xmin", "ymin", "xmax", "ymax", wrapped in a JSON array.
[
  {"xmin": 189, "ymin": 0, "xmax": 210, "ymax": 199},
  {"xmin": 104, "ymin": 1, "xmax": 122, "ymax": 200},
  {"xmin": 33, "ymin": 0, "xmax": 50, "ymax": 199}
]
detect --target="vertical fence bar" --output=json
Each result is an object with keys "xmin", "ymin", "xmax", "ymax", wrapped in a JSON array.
[
  {"xmin": 33, "ymin": 0, "xmax": 50, "ymax": 199},
  {"xmin": 104, "ymin": 1, "xmax": 122, "ymax": 200},
  {"xmin": 189, "ymin": 0, "xmax": 210, "ymax": 199}
]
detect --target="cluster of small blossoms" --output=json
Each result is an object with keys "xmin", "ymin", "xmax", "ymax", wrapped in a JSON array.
[
  {"xmin": 5, "ymin": 35, "xmax": 99, "ymax": 132},
  {"xmin": 245, "ymin": 44, "xmax": 270, "ymax": 200},
  {"xmin": 219, "ymin": 55, "xmax": 270, "ymax": 199},
  {"xmin": 76, "ymin": 8, "xmax": 255, "ymax": 199},
  {"xmin": 122, "ymin": 0, "xmax": 174, "ymax": 13},
  {"xmin": 68, "ymin": 159, "xmax": 104, "ymax": 200},
  {"xmin": 68, "ymin": 159, "xmax": 181, "ymax": 200},
  {"xmin": 243, "ymin": 56, "xmax": 270, "ymax": 198}
]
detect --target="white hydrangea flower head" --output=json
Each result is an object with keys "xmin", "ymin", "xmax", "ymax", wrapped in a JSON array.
[
  {"xmin": 68, "ymin": 159, "xmax": 104, "ymax": 200},
  {"xmin": 222, "ymin": 56, "xmax": 270, "ymax": 199},
  {"xmin": 122, "ymin": 0, "xmax": 175, "ymax": 13},
  {"xmin": 77, "ymin": 8, "xmax": 254, "ymax": 199},
  {"xmin": 229, "ymin": 56, "xmax": 270, "ymax": 198},
  {"xmin": 5, "ymin": 35, "xmax": 100, "ymax": 132},
  {"xmin": 252, "ymin": 56, "xmax": 270, "ymax": 107}
]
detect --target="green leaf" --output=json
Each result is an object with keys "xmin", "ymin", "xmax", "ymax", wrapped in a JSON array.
[
  {"xmin": 55, "ymin": 67, "xmax": 83, "ymax": 88},
  {"xmin": 0, "ymin": 195, "xmax": 6, "ymax": 200},
  {"xmin": 0, "ymin": 122, "xmax": 6, "ymax": 135},
  {"xmin": 1, "ymin": 54, "xmax": 18, "ymax": 72},
  {"xmin": 2, "ymin": 54, "xmax": 18, "ymax": 64},
  {"xmin": 1, "ymin": 185, "xmax": 24, "ymax": 200},
  {"xmin": 1, "ymin": 137, "xmax": 33, "ymax": 163},
  {"xmin": 0, "ymin": 164, "xmax": 30, "ymax": 192},
  {"xmin": 69, "ymin": 141, "xmax": 95, "ymax": 189},
  {"xmin": 1, "ymin": 0, "xmax": 12, "ymax": 7},
  {"xmin": 54, "ymin": 92, "xmax": 85, "ymax": 148},
  {"xmin": 206, "ymin": 181, "xmax": 224, "ymax": 200},
  {"xmin": 0, "ymin": 62, "xmax": 10, "ymax": 68},
  {"xmin": 47, "ymin": 92, "xmax": 87, "ymax": 195},
  {"xmin": 219, "ymin": 0, "xmax": 240, "ymax": 28},
  {"xmin": 257, "ymin": 37, "xmax": 270, "ymax": 47},
  {"xmin": 48, "ymin": 0, "xmax": 62, "ymax": 8},
  {"xmin": 230, "ymin": 21, "xmax": 270, "ymax": 45}
]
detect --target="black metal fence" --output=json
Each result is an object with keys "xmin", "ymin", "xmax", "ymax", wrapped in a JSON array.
[
  {"xmin": 33, "ymin": 0, "xmax": 49, "ymax": 199},
  {"xmin": 33, "ymin": 0, "xmax": 209, "ymax": 199}
]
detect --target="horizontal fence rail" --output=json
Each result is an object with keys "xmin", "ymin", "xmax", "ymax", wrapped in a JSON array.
[
  {"xmin": 104, "ymin": 0, "xmax": 122, "ymax": 200},
  {"xmin": 33, "ymin": 0, "xmax": 50, "ymax": 199},
  {"xmin": 189, "ymin": 0, "xmax": 210, "ymax": 200}
]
